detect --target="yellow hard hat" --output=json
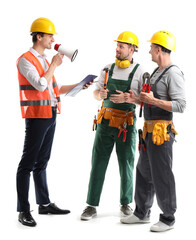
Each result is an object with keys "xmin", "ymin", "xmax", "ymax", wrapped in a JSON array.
[
  {"xmin": 30, "ymin": 17, "xmax": 57, "ymax": 34},
  {"xmin": 115, "ymin": 31, "xmax": 139, "ymax": 48},
  {"xmin": 148, "ymin": 30, "xmax": 176, "ymax": 51}
]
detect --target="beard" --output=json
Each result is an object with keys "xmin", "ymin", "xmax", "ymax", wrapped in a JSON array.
[
  {"xmin": 116, "ymin": 54, "xmax": 124, "ymax": 61},
  {"xmin": 116, "ymin": 52, "xmax": 129, "ymax": 61}
]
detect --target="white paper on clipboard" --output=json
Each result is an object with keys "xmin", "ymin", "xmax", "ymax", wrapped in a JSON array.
[{"xmin": 65, "ymin": 74, "xmax": 97, "ymax": 97}]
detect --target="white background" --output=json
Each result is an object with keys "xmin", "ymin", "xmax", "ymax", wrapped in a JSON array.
[{"xmin": 0, "ymin": 0, "xmax": 195, "ymax": 239}]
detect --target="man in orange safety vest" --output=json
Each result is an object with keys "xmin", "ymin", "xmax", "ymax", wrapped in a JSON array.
[{"xmin": 16, "ymin": 17, "xmax": 90, "ymax": 227}]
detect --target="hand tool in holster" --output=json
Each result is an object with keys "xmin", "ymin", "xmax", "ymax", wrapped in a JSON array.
[
  {"xmin": 167, "ymin": 124, "xmax": 177, "ymax": 142},
  {"xmin": 139, "ymin": 72, "xmax": 151, "ymax": 117},
  {"xmin": 138, "ymin": 129, "xmax": 146, "ymax": 151},
  {"xmin": 92, "ymin": 115, "xmax": 97, "ymax": 131}
]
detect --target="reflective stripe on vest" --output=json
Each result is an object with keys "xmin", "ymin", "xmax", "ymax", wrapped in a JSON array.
[
  {"xmin": 19, "ymin": 85, "xmax": 37, "ymax": 90},
  {"xmin": 20, "ymin": 100, "xmax": 51, "ymax": 106},
  {"xmin": 17, "ymin": 51, "xmax": 61, "ymax": 118}
]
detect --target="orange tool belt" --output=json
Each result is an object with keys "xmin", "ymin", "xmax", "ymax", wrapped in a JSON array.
[
  {"xmin": 96, "ymin": 107, "xmax": 134, "ymax": 142},
  {"xmin": 97, "ymin": 107, "xmax": 134, "ymax": 127},
  {"xmin": 142, "ymin": 120, "xmax": 178, "ymax": 145}
]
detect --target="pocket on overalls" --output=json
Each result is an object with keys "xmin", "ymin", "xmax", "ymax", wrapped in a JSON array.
[{"xmin": 127, "ymin": 112, "xmax": 134, "ymax": 126}]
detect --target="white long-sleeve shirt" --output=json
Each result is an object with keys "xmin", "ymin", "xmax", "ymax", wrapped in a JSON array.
[{"xmin": 18, "ymin": 48, "xmax": 61, "ymax": 107}]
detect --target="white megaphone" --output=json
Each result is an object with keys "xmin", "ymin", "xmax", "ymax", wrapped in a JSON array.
[{"xmin": 54, "ymin": 44, "xmax": 78, "ymax": 62}]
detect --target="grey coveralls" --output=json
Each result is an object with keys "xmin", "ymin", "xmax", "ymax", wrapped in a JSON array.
[{"xmin": 134, "ymin": 65, "xmax": 182, "ymax": 226}]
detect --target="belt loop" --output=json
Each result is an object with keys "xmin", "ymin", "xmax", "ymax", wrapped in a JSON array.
[{"xmin": 52, "ymin": 105, "xmax": 57, "ymax": 111}]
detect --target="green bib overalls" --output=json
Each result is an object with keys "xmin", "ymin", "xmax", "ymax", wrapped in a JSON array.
[{"xmin": 86, "ymin": 64, "xmax": 139, "ymax": 206}]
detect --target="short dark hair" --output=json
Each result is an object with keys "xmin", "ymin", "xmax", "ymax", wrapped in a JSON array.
[
  {"xmin": 126, "ymin": 43, "xmax": 138, "ymax": 52},
  {"xmin": 155, "ymin": 44, "xmax": 171, "ymax": 54},
  {"xmin": 31, "ymin": 32, "xmax": 44, "ymax": 43}
]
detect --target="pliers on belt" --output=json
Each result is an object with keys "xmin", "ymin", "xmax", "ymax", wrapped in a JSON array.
[{"xmin": 118, "ymin": 122, "xmax": 127, "ymax": 142}]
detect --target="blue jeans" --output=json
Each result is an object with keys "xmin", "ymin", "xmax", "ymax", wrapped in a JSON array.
[{"xmin": 16, "ymin": 109, "xmax": 56, "ymax": 212}]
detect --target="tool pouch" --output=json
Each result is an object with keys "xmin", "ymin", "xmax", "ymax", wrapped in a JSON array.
[
  {"xmin": 97, "ymin": 107, "xmax": 133, "ymax": 129},
  {"xmin": 109, "ymin": 112, "xmax": 126, "ymax": 128},
  {"xmin": 96, "ymin": 108, "xmax": 105, "ymax": 124},
  {"xmin": 142, "ymin": 120, "xmax": 177, "ymax": 146}
]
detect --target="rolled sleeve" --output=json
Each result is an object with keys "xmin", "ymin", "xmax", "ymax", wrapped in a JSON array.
[
  {"xmin": 171, "ymin": 99, "xmax": 186, "ymax": 113},
  {"xmin": 40, "ymin": 77, "xmax": 47, "ymax": 86}
]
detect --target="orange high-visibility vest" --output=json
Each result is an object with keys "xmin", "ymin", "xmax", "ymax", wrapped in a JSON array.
[{"xmin": 17, "ymin": 51, "xmax": 61, "ymax": 118}]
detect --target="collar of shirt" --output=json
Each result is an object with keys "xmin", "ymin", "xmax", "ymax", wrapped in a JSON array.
[
  {"xmin": 29, "ymin": 47, "xmax": 49, "ymax": 72},
  {"xmin": 28, "ymin": 48, "xmax": 57, "ymax": 106},
  {"xmin": 29, "ymin": 47, "xmax": 47, "ymax": 60}
]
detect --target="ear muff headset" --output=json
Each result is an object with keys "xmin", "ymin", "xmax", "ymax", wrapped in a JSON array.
[
  {"xmin": 115, "ymin": 58, "xmax": 133, "ymax": 68},
  {"xmin": 115, "ymin": 59, "xmax": 130, "ymax": 68}
]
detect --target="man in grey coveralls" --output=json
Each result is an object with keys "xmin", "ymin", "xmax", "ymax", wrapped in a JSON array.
[{"xmin": 121, "ymin": 30, "xmax": 186, "ymax": 232}]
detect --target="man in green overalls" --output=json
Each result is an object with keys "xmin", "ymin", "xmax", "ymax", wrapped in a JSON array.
[{"xmin": 81, "ymin": 31, "xmax": 145, "ymax": 220}]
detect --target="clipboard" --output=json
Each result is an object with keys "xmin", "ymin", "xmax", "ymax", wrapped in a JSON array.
[{"xmin": 65, "ymin": 74, "xmax": 97, "ymax": 97}]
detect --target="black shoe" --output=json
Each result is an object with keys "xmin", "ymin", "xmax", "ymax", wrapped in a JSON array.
[
  {"xmin": 39, "ymin": 203, "xmax": 70, "ymax": 215},
  {"xmin": 18, "ymin": 212, "xmax": 37, "ymax": 227}
]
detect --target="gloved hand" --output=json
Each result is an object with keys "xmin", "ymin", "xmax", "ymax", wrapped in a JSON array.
[{"xmin": 152, "ymin": 123, "xmax": 168, "ymax": 145}]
